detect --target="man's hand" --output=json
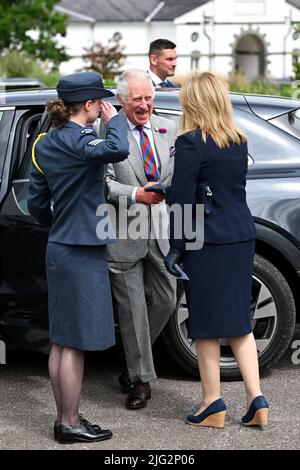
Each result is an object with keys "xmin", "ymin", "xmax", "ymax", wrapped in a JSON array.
[
  {"xmin": 136, "ymin": 182, "xmax": 165, "ymax": 205},
  {"xmin": 100, "ymin": 100, "xmax": 118, "ymax": 126}
]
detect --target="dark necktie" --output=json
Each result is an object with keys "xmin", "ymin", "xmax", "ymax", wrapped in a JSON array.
[
  {"xmin": 136, "ymin": 126, "xmax": 159, "ymax": 181},
  {"xmin": 158, "ymin": 81, "xmax": 168, "ymax": 88}
]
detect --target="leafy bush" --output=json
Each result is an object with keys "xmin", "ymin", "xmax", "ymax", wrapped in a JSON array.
[
  {"xmin": 103, "ymin": 78, "xmax": 116, "ymax": 88},
  {"xmin": 82, "ymin": 34, "xmax": 126, "ymax": 79},
  {"xmin": 228, "ymin": 72, "xmax": 293, "ymax": 97},
  {"xmin": 0, "ymin": 50, "xmax": 61, "ymax": 88}
]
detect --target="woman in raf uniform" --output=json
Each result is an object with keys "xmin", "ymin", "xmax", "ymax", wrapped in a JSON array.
[
  {"xmin": 165, "ymin": 72, "xmax": 269, "ymax": 429},
  {"xmin": 27, "ymin": 72, "xmax": 129, "ymax": 443}
]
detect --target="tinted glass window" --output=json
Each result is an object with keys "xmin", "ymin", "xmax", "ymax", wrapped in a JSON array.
[
  {"xmin": 234, "ymin": 108, "xmax": 300, "ymax": 165},
  {"xmin": 288, "ymin": 108, "xmax": 300, "ymax": 132},
  {"xmin": 17, "ymin": 112, "xmax": 47, "ymax": 179},
  {"xmin": 0, "ymin": 109, "xmax": 14, "ymax": 181},
  {"xmin": 157, "ymin": 107, "xmax": 300, "ymax": 167},
  {"xmin": 268, "ymin": 108, "xmax": 300, "ymax": 141}
]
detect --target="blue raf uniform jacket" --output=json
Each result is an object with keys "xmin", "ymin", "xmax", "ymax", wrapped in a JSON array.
[
  {"xmin": 167, "ymin": 130, "xmax": 257, "ymax": 250},
  {"xmin": 27, "ymin": 114, "xmax": 129, "ymax": 245}
]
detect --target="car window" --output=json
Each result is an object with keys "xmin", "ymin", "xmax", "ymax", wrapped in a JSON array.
[
  {"xmin": 17, "ymin": 112, "xmax": 48, "ymax": 179},
  {"xmin": 234, "ymin": 108, "xmax": 300, "ymax": 166},
  {"xmin": 288, "ymin": 108, "xmax": 300, "ymax": 131},
  {"xmin": 157, "ymin": 107, "xmax": 300, "ymax": 167},
  {"xmin": 268, "ymin": 108, "xmax": 300, "ymax": 140},
  {"xmin": 0, "ymin": 109, "xmax": 14, "ymax": 182}
]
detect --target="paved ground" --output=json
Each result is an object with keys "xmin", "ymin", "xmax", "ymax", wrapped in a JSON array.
[{"xmin": 0, "ymin": 328, "xmax": 299, "ymax": 451}]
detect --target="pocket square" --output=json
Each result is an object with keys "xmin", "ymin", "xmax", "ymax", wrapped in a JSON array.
[{"xmin": 169, "ymin": 146, "xmax": 175, "ymax": 158}]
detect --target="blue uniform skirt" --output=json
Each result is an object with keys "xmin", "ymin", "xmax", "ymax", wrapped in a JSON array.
[
  {"xmin": 46, "ymin": 242, "xmax": 115, "ymax": 351},
  {"xmin": 183, "ymin": 240, "xmax": 255, "ymax": 339}
]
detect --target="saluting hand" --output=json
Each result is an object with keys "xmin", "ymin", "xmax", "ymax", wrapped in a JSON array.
[
  {"xmin": 136, "ymin": 182, "xmax": 165, "ymax": 205},
  {"xmin": 100, "ymin": 100, "xmax": 118, "ymax": 126}
]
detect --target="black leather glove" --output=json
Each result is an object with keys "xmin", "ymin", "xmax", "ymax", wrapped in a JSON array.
[
  {"xmin": 144, "ymin": 183, "xmax": 166, "ymax": 195},
  {"xmin": 164, "ymin": 247, "xmax": 183, "ymax": 277}
]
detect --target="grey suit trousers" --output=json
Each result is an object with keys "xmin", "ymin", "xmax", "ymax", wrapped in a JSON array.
[{"xmin": 109, "ymin": 238, "xmax": 176, "ymax": 383}]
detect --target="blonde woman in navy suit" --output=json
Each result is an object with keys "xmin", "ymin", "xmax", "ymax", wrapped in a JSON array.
[{"xmin": 165, "ymin": 72, "xmax": 269, "ymax": 428}]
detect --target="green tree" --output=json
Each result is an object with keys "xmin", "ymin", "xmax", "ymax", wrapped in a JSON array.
[
  {"xmin": 82, "ymin": 33, "xmax": 126, "ymax": 79},
  {"xmin": 0, "ymin": 0, "xmax": 68, "ymax": 67},
  {"xmin": 292, "ymin": 24, "xmax": 300, "ymax": 80}
]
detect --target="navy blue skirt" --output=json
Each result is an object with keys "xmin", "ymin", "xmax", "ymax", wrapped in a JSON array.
[
  {"xmin": 46, "ymin": 242, "xmax": 115, "ymax": 351},
  {"xmin": 183, "ymin": 240, "xmax": 255, "ymax": 339}
]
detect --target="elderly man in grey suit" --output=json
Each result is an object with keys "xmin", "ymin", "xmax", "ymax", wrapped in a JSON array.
[{"xmin": 105, "ymin": 69, "xmax": 177, "ymax": 410}]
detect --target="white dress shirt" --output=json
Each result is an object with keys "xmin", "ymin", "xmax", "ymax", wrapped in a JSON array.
[{"xmin": 147, "ymin": 69, "xmax": 167, "ymax": 88}]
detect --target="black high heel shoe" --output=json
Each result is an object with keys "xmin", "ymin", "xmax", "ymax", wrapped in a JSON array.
[
  {"xmin": 242, "ymin": 395, "xmax": 269, "ymax": 427},
  {"xmin": 186, "ymin": 398, "xmax": 227, "ymax": 428}
]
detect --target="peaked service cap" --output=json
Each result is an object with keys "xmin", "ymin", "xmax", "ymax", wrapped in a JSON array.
[{"xmin": 57, "ymin": 72, "xmax": 114, "ymax": 102}]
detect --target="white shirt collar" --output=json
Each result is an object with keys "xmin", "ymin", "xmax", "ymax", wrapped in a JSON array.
[
  {"xmin": 147, "ymin": 69, "xmax": 166, "ymax": 86},
  {"xmin": 127, "ymin": 118, "xmax": 151, "ymax": 130}
]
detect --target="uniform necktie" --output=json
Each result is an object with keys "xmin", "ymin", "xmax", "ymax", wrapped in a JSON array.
[
  {"xmin": 158, "ymin": 81, "xmax": 168, "ymax": 88},
  {"xmin": 136, "ymin": 126, "xmax": 159, "ymax": 181}
]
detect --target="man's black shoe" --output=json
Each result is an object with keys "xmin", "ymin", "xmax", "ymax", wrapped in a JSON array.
[
  {"xmin": 118, "ymin": 369, "xmax": 134, "ymax": 393},
  {"xmin": 125, "ymin": 381, "xmax": 152, "ymax": 410},
  {"xmin": 57, "ymin": 419, "xmax": 112, "ymax": 444}
]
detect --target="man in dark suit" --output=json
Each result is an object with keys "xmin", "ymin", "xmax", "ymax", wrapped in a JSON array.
[{"xmin": 147, "ymin": 38, "xmax": 177, "ymax": 88}]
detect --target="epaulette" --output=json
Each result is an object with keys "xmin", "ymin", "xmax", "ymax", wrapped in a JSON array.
[{"xmin": 80, "ymin": 128, "xmax": 95, "ymax": 135}]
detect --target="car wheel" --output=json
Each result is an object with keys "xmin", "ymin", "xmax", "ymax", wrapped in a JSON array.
[{"xmin": 162, "ymin": 254, "xmax": 296, "ymax": 380}]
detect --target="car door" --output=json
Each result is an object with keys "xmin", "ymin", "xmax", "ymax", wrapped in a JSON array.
[{"xmin": 0, "ymin": 106, "xmax": 50, "ymax": 330}]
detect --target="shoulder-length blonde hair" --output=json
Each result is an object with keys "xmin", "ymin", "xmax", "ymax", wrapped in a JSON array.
[{"xmin": 179, "ymin": 71, "xmax": 247, "ymax": 148}]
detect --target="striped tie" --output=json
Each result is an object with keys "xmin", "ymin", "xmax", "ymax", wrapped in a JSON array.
[{"xmin": 136, "ymin": 126, "xmax": 159, "ymax": 181}]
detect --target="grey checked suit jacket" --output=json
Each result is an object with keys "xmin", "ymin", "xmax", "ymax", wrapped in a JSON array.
[{"xmin": 105, "ymin": 113, "xmax": 177, "ymax": 263}]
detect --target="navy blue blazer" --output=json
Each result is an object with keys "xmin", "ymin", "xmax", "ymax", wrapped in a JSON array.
[
  {"xmin": 27, "ymin": 115, "xmax": 129, "ymax": 245},
  {"xmin": 167, "ymin": 130, "xmax": 257, "ymax": 250}
]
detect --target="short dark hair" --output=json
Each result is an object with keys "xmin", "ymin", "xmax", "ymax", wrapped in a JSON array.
[{"xmin": 149, "ymin": 39, "xmax": 176, "ymax": 57}]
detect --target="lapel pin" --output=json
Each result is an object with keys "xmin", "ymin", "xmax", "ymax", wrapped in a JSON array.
[{"xmin": 154, "ymin": 127, "xmax": 167, "ymax": 133}]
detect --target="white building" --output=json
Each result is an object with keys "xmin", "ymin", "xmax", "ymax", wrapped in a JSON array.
[{"xmin": 56, "ymin": 0, "xmax": 300, "ymax": 80}]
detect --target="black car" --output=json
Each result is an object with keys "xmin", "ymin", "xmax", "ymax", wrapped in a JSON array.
[{"xmin": 0, "ymin": 88, "xmax": 299, "ymax": 379}]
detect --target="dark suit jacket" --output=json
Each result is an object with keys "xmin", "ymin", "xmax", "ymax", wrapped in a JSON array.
[
  {"xmin": 167, "ymin": 130, "xmax": 257, "ymax": 250},
  {"xmin": 27, "ymin": 115, "xmax": 129, "ymax": 245},
  {"xmin": 160, "ymin": 79, "xmax": 177, "ymax": 88}
]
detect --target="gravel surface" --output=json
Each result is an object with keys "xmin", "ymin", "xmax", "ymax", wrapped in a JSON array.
[{"xmin": 0, "ymin": 328, "xmax": 299, "ymax": 451}]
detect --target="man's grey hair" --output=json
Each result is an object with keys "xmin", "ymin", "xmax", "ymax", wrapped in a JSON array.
[{"xmin": 116, "ymin": 69, "xmax": 155, "ymax": 101}]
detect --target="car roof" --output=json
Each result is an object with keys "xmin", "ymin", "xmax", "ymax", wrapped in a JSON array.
[
  {"xmin": 0, "ymin": 88, "xmax": 246, "ymax": 107},
  {"xmin": 0, "ymin": 77, "xmax": 45, "ymax": 91},
  {"xmin": 0, "ymin": 88, "xmax": 299, "ymax": 119}
]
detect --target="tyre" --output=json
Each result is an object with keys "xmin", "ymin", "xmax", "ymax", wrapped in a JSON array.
[{"xmin": 162, "ymin": 254, "xmax": 296, "ymax": 380}]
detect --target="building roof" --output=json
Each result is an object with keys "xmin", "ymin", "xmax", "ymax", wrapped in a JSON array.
[
  {"xmin": 56, "ymin": 0, "xmax": 210, "ymax": 22},
  {"xmin": 57, "ymin": 1, "xmax": 300, "ymax": 23},
  {"xmin": 287, "ymin": 0, "xmax": 300, "ymax": 8}
]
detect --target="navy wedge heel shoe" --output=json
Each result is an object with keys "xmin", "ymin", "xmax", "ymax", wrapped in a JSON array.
[
  {"xmin": 186, "ymin": 398, "xmax": 227, "ymax": 428},
  {"xmin": 242, "ymin": 395, "xmax": 269, "ymax": 427}
]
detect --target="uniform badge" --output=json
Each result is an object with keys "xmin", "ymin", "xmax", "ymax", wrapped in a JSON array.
[
  {"xmin": 81, "ymin": 128, "xmax": 94, "ymax": 135},
  {"xmin": 88, "ymin": 139, "xmax": 104, "ymax": 146}
]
